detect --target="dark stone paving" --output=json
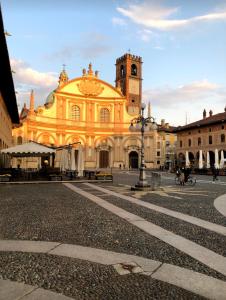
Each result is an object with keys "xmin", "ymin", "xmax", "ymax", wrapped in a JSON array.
[
  {"xmin": 0, "ymin": 252, "xmax": 205, "ymax": 300},
  {"xmin": 0, "ymin": 183, "xmax": 221, "ymax": 279},
  {"xmin": 78, "ymin": 184, "xmax": 226, "ymax": 281},
  {"xmin": 94, "ymin": 193, "xmax": 226, "ymax": 257},
  {"xmin": 0, "ymin": 176, "xmax": 226, "ymax": 299},
  {"xmin": 109, "ymin": 171, "xmax": 226, "ymax": 226}
]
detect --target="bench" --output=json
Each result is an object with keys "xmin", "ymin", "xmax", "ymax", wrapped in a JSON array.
[
  {"xmin": 95, "ymin": 173, "xmax": 113, "ymax": 181},
  {"xmin": 49, "ymin": 174, "xmax": 63, "ymax": 181}
]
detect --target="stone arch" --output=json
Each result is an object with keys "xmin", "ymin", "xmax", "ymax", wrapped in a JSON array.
[
  {"xmin": 122, "ymin": 136, "xmax": 141, "ymax": 149},
  {"xmin": 94, "ymin": 136, "xmax": 114, "ymax": 148},
  {"xmin": 209, "ymin": 151, "xmax": 215, "ymax": 167},
  {"xmin": 129, "ymin": 150, "xmax": 139, "ymax": 169},
  {"xmin": 36, "ymin": 132, "xmax": 57, "ymax": 146},
  {"xmin": 120, "ymin": 65, "xmax": 125, "ymax": 77},
  {"xmin": 188, "ymin": 152, "xmax": 195, "ymax": 164},
  {"xmin": 65, "ymin": 135, "xmax": 85, "ymax": 146},
  {"xmin": 131, "ymin": 64, "xmax": 137, "ymax": 76}
]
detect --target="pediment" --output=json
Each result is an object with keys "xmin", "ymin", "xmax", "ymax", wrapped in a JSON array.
[{"xmin": 58, "ymin": 77, "xmax": 123, "ymax": 98}]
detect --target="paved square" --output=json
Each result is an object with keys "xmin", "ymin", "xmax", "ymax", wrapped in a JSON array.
[{"xmin": 0, "ymin": 171, "xmax": 226, "ymax": 299}]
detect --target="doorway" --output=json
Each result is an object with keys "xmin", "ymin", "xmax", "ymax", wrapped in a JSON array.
[
  {"xmin": 129, "ymin": 151, "xmax": 139, "ymax": 169},
  {"xmin": 99, "ymin": 151, "xmax": 109, "ymax": 168}
]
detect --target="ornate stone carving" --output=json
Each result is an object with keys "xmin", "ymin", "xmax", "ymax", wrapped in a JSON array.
[{"xmin": 77, "ymin": 79, "xmax": 104, "ymax": 96}]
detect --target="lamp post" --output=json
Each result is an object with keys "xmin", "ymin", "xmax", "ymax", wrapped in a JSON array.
[{"xmin": 129, "ymin": 103, "xmax": 157, "ymax": 191}]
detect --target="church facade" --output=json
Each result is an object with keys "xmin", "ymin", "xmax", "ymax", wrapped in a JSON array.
[{"xmin": 13, "ymin": 53, "xmax": 169, "ymax": 170}]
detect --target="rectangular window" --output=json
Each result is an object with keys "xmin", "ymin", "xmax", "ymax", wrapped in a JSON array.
[
  {"xmin": 157, "ymin": 151, "xmax": 160, "ymax": 156},
  {"xmin": 209, "ymin": 136, "xmax": 212, "ymax": 144}
]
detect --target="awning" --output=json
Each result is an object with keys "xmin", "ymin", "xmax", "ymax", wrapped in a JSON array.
[{"xmin": 0, "ymin": 141, "xmax": 55, "ymax": 157}]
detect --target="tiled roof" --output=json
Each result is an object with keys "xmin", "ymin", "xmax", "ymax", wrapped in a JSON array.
[
  {"xmin": 158, "ymin": 125, "xmax": 177, "ymax": 133},
  {"xmin": 174, "ymin": 111, "xmax": 226, "ymax": 132}
]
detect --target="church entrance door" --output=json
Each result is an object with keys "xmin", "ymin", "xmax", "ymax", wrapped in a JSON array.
[
  {"xmin": 99, "ymin": 151, "xmax": 109, "ymax": 168},
  {"xmin": 129, "ymin": 151, "xmax": 139, "ymax": 169}
]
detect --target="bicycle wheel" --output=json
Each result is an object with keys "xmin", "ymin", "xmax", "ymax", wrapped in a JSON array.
[
  {"xmin": 175, "ymin": 176, "xmax": 180, "ymax": 185},
  {"xmin": 187, "ymin": 177, "xmax": 196, "ymax": 186}
]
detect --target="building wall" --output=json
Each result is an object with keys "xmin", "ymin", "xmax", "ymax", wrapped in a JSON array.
[
  {"xmin": 0, "ymin": 93, "xmax": 13, "ymax": 167},
  {"xmin": 176, "ymin": 122, "xmax": 226, "ymax": 166}
]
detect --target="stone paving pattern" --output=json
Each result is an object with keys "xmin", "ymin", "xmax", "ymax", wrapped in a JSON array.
[
  {"xmin": 0, "ymin": 252, "xmax": 205, "ymax": 300},
  {"xmin": 0, "ymin": 171, "xmax": 226, "ymax": 299}
]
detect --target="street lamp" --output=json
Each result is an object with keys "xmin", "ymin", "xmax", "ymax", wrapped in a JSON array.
[{"xmin": 129, "ymin": 102, "xmax": 158, "ymax": 191}]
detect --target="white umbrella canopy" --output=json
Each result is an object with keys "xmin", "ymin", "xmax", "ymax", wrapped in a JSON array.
[
  {"xmin": 220, "ymin": 150, "xmax": 225, "ymax": 169},
  {"xmin": 71, "ymin": 148, "xmax": 76, "ymax": 171},
  {"xmin": 214, "ymin": 149, "xmax": 219, "ymax": 169},
  {"xmin": 64, "ymin": 149, "xmax": 69, "ymax": 170},
  {"xmin": 198, "ymin": 150, "xmax": 203, "ymax": 169},
  {"xmin": 0, "ymin": 141, "xmax": 55, "ymax": 157},
  {"xmin": 206, "ymin": 151, "xmax": 210, "ymax": 169},
  {"xmin": 185, "ymin": 151, "xmax": 190, "ymax": 168},
  {"xmin": 78, "ymin": 146, "xmax": 84, "ymax": 177}
]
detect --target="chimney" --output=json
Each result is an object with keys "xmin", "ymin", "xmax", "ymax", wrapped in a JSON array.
[
  {"xmin": 203, "ymin": 109, "xmax": 206, "ymax": 119},
  {"xmin": 209, "ymin": 110, "xmax": 213, "ymax": 117}
]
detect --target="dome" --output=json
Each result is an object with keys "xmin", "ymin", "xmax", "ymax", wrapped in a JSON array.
[{"xmin": 45, "ymin": 90, "xmax": 55, "ymax": 106}]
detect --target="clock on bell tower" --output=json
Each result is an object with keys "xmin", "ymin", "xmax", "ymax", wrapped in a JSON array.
[{"xmin": 115, "ymin": 53, "xmax": 142, "ymax": 115}]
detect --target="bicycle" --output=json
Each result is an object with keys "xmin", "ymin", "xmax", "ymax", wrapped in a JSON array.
[
  {"xmin": 186, "ymin": 175, "xmax": 196, "ymax": 186},
  {"xmin": 175, "ymin": 174, "xmax": 196, "ymax": 186},
  {"xmin": 175, "ymin": 175, "xmax": 180, "ymax": 185}
]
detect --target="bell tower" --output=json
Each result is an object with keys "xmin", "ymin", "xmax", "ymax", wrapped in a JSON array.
[{"xmin": 115, "ymin": 53, "xmax": 142, "ymax": 115}]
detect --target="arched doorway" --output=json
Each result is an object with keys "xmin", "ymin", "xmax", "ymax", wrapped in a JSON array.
[
  {"xmin": 99, "ymin": 151, "xmax": 109, "ymax": 168},
  {"xmin": 188, "ymin": 152, "xmax": 195, "ymax": 166},
  {"xmin": 129, "ymin": 151, "xmax": 139, "ymax": 169},
  {"xmin": 209, "ymin": 151, "xmax": 215, "ymax": 167}
]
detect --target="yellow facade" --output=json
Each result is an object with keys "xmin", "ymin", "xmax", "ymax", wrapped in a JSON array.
[{"xmin": 13, "ymin": 60, "xmax": 170, "ymax": 170}]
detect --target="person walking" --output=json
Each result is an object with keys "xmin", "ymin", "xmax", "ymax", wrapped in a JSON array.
[
  {"xmin": 212, "ymin": 165, "xmax": 219, "ymax": 181},
  {"xmin": 179, "ymin": 167, "xmax": 185, "ymax": 186}
]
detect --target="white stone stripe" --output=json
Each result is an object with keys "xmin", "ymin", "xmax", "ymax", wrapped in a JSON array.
[
  {"xmin": 0, "ymin": 279, "xmax": 73, "ymax": 300},
  {"xmin": 0, "ymin": 240, "xmax": 60, "ymax": 253},
  {"xmin": 1, "ymin": 239, "xmax": 226, "ymax": 299},
  {"xmin": 152, "ymin": 264, "xmax": 226, "ymax": 300},
  {"xmin": 214, "ymin": 194, "xmax": 226, "ymax": 217},
  {"xmin": 84, "ymin": 183, "xmax": 226, "ymax": 236},
  {"xmin": 64, "ymin": 183, "xmax": 226, "ymax": 277},
  {"xmin": 49, "ymin": 243, "xmax": 161, "ymax": 272}
]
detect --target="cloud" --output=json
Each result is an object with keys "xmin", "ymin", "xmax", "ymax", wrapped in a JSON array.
[
  {"xmin": 143, "ymin": 80, "xmax": 223, "ymax": 107},
  {"xmin": 117, "ymin": 1, "xmax": 226, "ymax": 31},
  {"xmin": 10, "ymin": 59, "xmax": 58, "ymax": 109},
  {"xmin": 112, "ymin": 17, "xmax": 127, "ymax": 26},
  {"xmin": 44, "ymin": 46, "xmax": 76, "ymax": 62},
  {"xmin": 79, "ymin": 32, "xmax": 113, "ymax": 59},
  {"xmin": 143, "ymin": 80, "xmax": 226, "ymax": 125}
]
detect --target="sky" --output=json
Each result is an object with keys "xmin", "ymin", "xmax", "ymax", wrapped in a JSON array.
[{"xmin": 1, "ymin": 0, "xmax": 226, "ymax": 126}]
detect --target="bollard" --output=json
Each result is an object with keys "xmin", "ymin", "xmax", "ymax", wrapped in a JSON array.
[{"xmin": 151, "ymin": 172, "xmax": 161, "ymax": 190}]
